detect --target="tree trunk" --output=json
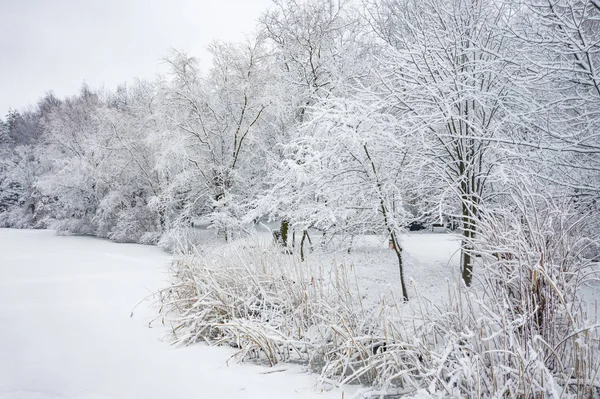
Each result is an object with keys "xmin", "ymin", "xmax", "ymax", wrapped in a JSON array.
[
  {"xmin": 280, "ymin": 220, "xmax": 289, "ymax": 247},
  {"xmin": 461, "ymin": 239, "xmax": 473, "ymax": 286},
  {"xmin": 300, "ymin": 229, "xmax": 307, "ymax": 261},
  {"xmin": 390, "ymin": 231, "xmax": 409, "ymax": 302},
  {"xmin": 362, "ymin": 143, "xmax": 408, "ymax": 301},
  {"xmin": 460, "ymin": 198, "xmax": 477, "ymax": 287},
  {"xmin": 158, "ymin": 209, "xmax": 167, "ymax": 232}
]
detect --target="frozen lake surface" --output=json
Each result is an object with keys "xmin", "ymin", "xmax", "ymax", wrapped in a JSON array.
[{"xmin": 0, "ymin": 229, "xmax": 352, "ymax": 399}]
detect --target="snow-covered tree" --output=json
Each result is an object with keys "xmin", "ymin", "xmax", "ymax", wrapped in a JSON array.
[
  {"xmin": 368, "ymin": 0, "xmax": 539, "ymax": 285},
  {"xmin": 282, "ymin": 96, "xmax": 424, "ymax": 300},
  {"xmin": 0, "ymin": 102, "xmax": 55, "ymax": 227},
  {"xmin": 258, "ymin": 0, "xmax": 366, "ymax": 246},
  {"xmin": 161, "ymin": 37, "xmax": 272, "ymax": 239}
]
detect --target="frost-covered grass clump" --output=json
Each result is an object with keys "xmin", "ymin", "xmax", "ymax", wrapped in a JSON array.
[
  {"xmin": 158, "ymin": 232, "xmax": 600, "ymax": 398},
  {"xmin": 157, "ymin": 242, "xmax": 430, "ymax": 389}
]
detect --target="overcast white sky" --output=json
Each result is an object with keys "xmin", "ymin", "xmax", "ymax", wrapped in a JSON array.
[{"xmin": 0, "ymin": 0, "xmax": 273, "ymax": 118}]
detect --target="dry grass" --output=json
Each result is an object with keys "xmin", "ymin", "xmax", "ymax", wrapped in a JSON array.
[{"xmin": 156, "ymin": 213, "xmax": 600, "ymax": 398}]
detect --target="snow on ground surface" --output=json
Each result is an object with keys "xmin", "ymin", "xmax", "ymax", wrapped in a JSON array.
[
  {"xmin": 0, "ymin": 229, "xmax": 359, "ymax": 399},
  {"xmin": 323, "ymin": 233, "xmax": 463, "ymax": 305}
]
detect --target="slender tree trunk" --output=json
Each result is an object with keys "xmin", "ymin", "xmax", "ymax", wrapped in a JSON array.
[
  {"xmin": 300, "ymin": 229, "xmax": 308, "ymax": 261},
  {"xmin": 158, "ymin": 209, "xmax": 167, "ymax": 232},
  {"xmin": 389, "ymin": 230, "xmax": 409, "ymax": 302},
  {"xmin": 363, "ymin": 144, "xmax": 408, "ymax": 301},
  {"xmin": 280, "ymin": 220, "xmax": 289, "ymax": 247},
  {"xmin": 461, "ymin": 203, "xmax": 473, "ymax": 286},
  {"xmin": 460, "ymin": 195, "xmax": 478, "ymax": 286}
]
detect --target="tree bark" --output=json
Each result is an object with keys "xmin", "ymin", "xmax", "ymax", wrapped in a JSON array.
[
  {"xmin": 280, "ymin": 220, "xmax": 289, "ymax": 247},
  {"xmin": 300, "ymin": 229, "xmax": 308, "ymax": 261},
  {"xmin": 460, "ymin": 195, "xmax": 478, "ymax": 287}
]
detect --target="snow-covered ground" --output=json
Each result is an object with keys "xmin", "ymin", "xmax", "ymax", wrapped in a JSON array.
[
  {"xmin": 320, "ymin": 233, "xmax": 463, "ymax": 305},
  {"xmin": 0, "ymin": 229, "xmax": 357, "ymax": 399}
]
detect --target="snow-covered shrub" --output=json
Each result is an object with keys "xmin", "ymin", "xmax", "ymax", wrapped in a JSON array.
[
  {"xmin": 159, "ymin": 243, "xmax": 360, "ymax": 362},
  {"xmin": 92, "ymin": 191, "xmax": 161, "ymax": 243},
  {"xmin": 158, "ymin": 241, "xmax": 433, "ymax": 389},
  {"xmin": 157, "ymin": 227, "xmax": 215, "ymax": 253},
  {"xmin": 0, "ymin": 206, "xmax": 33, "ymax": 228},
  {"xmin": 410, "ymin": 192, "xmax": 600, "ymax": 398},
  {"xmin": 413, "ymin": 273, "xmax": 599, "ymax": 398}
]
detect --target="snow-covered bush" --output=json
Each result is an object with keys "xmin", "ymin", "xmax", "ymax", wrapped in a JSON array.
[
  {"xmin": 156, "ymin": 227, "xmax": 216, "ymax": 253},
  {"xmin": 93, "ymin": 191, "xmax": 161, "ymax": 243},
  {"xmin": 159, "ymin": 243, "xmax": 361, "ymax": 363},
  {"xmin": 406, "ymin": 188, "xmax": 600, "ymax": 398},
  {"xmin": 158, "ymin": 241, "xmax": 432, "ymax": 388}
]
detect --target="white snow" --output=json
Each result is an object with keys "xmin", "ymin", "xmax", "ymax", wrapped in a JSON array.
[{"xmin": 0, "ymin": 229, "xmax": 355, "ymax": 399}]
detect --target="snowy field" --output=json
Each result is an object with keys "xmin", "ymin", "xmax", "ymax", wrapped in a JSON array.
[{"xmin": 0, "ymin": 229, "xmax": 360, "ymax": 399}]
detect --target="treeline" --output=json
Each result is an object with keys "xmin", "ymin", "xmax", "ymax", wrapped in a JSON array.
[{"xmin": 1, "ymin": 0, "xmax": 598, "ymax": 287}]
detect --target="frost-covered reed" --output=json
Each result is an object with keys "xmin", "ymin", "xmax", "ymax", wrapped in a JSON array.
[{"xmin": 158, "ymin": 208, "xmax": 599, "ymax": 398}]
